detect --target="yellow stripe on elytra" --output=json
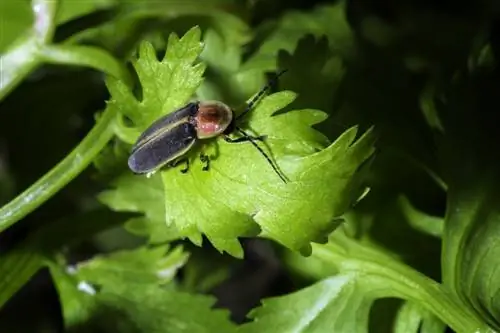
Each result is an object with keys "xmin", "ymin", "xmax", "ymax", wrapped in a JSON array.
[{"xmin": 134, "ymin": 116, "xmax": 191, "ymax": 152}]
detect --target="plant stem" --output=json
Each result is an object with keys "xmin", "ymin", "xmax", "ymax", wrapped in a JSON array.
[
  {"xmin": 0, "ymin": 106, "xmax": 117, "ymax": 233},
  {"xmin": 0, "ymin": 0, "xmax": 59, "ymax": 101},
  {"xmin": 311, "ymin": 233, "xmax": 494, "ymax": 333}
]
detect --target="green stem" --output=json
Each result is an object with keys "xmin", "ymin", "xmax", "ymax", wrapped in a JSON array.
[
  {"xmin": 311, "ymin": 234, "xmax": 493, "ymax": 333},
  {"xmin": 0, "ymin": 106, "xmax": 117, "ymax": 233},
  {"xmin": 0, "ymin": 0, "xmax": 59, "ymax": 101},
  {"xmin": 32, "ymin": 0, "xmax": 59, "ymax": 43},
  {"xmin": 39, "ymin": 44, "xmax": 131, "ymax": 85}
]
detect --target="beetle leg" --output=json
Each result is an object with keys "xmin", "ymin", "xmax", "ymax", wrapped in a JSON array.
[
  {"xmin": 179, "ymin": 159, "xmax": 190, "ymax": 173},
  {"xmin": 169, "ymin": 158, "xmax": 190, "ymax": 173},
  {"xmin": 224, "ymin": 135, "xmax": 267, "ymax": 143},
  {"xmin": 199, "ymin": 153, "xmax": 210, "ymax": 171}
]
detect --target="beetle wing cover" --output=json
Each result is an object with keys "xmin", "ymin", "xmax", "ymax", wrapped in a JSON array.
[
  {"xmin": 128, "ymin": 123, "xmax": 197, "ymax": 174},
  {"xmin": 131, "ymin": 103, "xmax": 198, "ymax": 153}
]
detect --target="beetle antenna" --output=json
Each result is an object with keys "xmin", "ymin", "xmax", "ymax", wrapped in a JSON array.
[
  {"xmin": 235, "ymin": 127, "xmax": 288, "ymax": 183},
  {"xmin": 236, "ymin": 69, "xmax": 288, "ymax": 122}
]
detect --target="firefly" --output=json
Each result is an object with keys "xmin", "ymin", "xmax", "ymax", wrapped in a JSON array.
[{"xmin": 128, "ymin": 70, "xmax": 288, "ymax": 183}]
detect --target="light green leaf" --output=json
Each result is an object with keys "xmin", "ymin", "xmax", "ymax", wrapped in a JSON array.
[
  {"xmin": 99, "ymin": 173, "xmax": 181, "ymax": 244},
  {"xmin": 397, "ymin": 195, "xmax": 444, "ymax": 238},
  {"xmin": 49, "ymin": 256, "xmax": 236, "ymax": 333},
  {"xmin": 282, "ymin": 226, "xmax": 490, "ymax": 332},
  {"xmin": 393, "ymin": 302, "xmax": 426, "ymax": 333},
  {"xmin": 393, "ymin": 302, "xmax": 446, "ymax": 333},
  {"xmin": 57, "ymin": 0, "xmax": 116, "ymax": 24},
  {"xmin": 106, "ymin": 26, "xmax": 205, "ymax": 138},
  {"xmin": 102, "ymin": 26, "xmax": 376, "ymax": 257},
  {"xmin": 75, "ymin": 245, "xmax": 189, "ymax": 288},
  {"xmin": 239, "ymin": 274, "xmax": 373, "ymax": 333},
  {"xmin": 0, "ymin": 209, "xmax": 126, "ymax": 309},
  {"xmin": 0, "ymin": 1, "xmax": 32, "ymax": 52}
]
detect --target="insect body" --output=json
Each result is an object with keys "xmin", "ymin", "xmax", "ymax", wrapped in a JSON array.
[{"xmin": 128, "ymin": 70, "xmax": 288, "ymax": 183}]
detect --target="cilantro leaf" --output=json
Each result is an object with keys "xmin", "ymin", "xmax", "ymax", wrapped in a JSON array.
[
  {"xmin": 106, "ymin": 26, "xmax": 206, "ymax": 143},
  {"xmin": 438, "ymin": 72, "xmax": 500, "ymax": 328},
  {"xmin": 243, "ymin": 1, "xmax": 354, "ymax": 72},
  {"xmin": 102, "ymin": 26, "xmax": 376, "ymax": 257},
  {"xmin": 49, "ymin": 246, "xmax": 235, "ymax": 333},
  {"xmin": 393, "ymin": 302, "xmax": 446, "ymax": 333},
  {"xmin": 397, "ymin": 195, "xmax": 443, "ymax": 238},
  {"xmin": 259, "ymin": 226, "xmax": 489, "ymax": 332},
  {"xmin": 239, "ymin": 274, "xmax": 372, "ymax": 333},
  {"xmin": 75, "ymin": 245, "xmax": 189, "ymax": 287}
]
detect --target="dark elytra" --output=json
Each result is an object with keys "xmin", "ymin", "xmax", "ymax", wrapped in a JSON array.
[{"xmin": 128, "ymin": 69, "xmax": 288, "ymax": 183}]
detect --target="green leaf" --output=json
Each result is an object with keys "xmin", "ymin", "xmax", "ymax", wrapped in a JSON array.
[
  {"xmin": 99, "ymin": 173, "xmax": 181, "ymax": 244},
  {"xmin": 57, "ymin": 0, "xmax": 116, "ymax": 24},
  {"xmin": 277, "ymin": 34, "xmax": 346, "ymax": 138},
  {"xmin": 75, "ymin": 245, "xmax": 189, "ymax": 289},
  {"xmin": 0, "ymin": 1, "xmax": 32, "ymax": 52},
  {"xmin": 397, "ymin": 195, "xmax": 444, "ymax": 238},
  {"xmin": 0, "ymin": 246, "xmax": 44, "ymax": 308},
  {"xmin": 419, "ymin": 82, "xmax": 445, "ymax": 132},
  {"xmin": 239, "ymin": 274, "xmax": 373, "ymax": 333},
  {"xmin": 0, "ymin": 208, "xmax": 126, "ymax": 309},
  {"xmin": 243, "ymin": 1, "xmax": 354, "ymax": 71},
  {"xmin": 197, "ymin": 28, "xmax": 263, "ymax": 106},
  {"xmin": 102, "ymin": 26, "xmax": 376, "ymax": 257},
  {"xmin": 181, "ymin": 245, "xmax": 235, "ymax": 292},
  {"xmin": 49, "ymin": 250, "xmax": 236, "ymax": 333},
  {"xmin": 436, "ymin": 69, "xmax": 500, "ymax": 330},
  {"xmin": 393, "ymin": 302, "xmax": 446, "ymax": 333},
  {"xmin": 282, "ymin": 226, "xmax": 490, "ymax": 332},
  {"xmin": 106, "ymin": 26, "xmax": 205, "ymax": 142}
]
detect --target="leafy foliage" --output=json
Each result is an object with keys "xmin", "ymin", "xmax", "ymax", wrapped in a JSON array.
[
  {"xmin": 1, "ymin": 0, "xmax": 500, "ymax": 332},
  {"xmin": 102, "ymin": 26, "xmax": 375, "ymax": 257}
]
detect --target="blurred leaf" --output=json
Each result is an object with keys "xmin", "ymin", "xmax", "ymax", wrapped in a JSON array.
[
  {"xmin": 181, "ymin": 245, "xmax": 236, "ymax": 292},
  {"xmin": 419, "ymin": 82, "xmax": 445, "ymax": 133},
  {"xmin": 0, "ymin": 246, "xmax": 44, "ymax": 309},
  {"xmin": 282, "ymin": 226, "xmax": 489, "ymax": 332},
  {"xmin": 243, "ymin": 1, "xmax": 354, "ymax": 71},
  {"xmin": 439, "ymin": 72, "xmax": 500, "ymax": 329},
  {"xmin": 75, "ymin": 245, "xmax": 189, "ymax": 289},
  {"xmin": 0, "ymin": 1, "xmax": 32, "ymax": 52},
  {"xmin": 101, "ymin": 26, "xmax": 375, "ymax": 257},
  {"xmin": 62, "ymin": 0, "xmax": 250, "ymax": 60},
  {"xmin": 393, "ymin": 302, "xmax": 446, "ymax": 333},
  {"xmin": 0, "ymin": 209, "xmax": 127, "ymax": 308},
  {"xmin": 197, "ymin": 28, "xmax": 263, "ymax": 106},
  {"xmin": 277, "ymin": 34, "xmax": 346, "ymax": 138},
  {"xmin": 239, "ymin": 274, "xmax": 374, "ymax": 333},
  {"xmin": 57, "ymin": 0, "xmax": 116, "ymax": 24},
  {"xmin": 393, "ymin": 302, "xmax": 425, "ymax": 333},
  {"xmin": 397, "ymin": 195, "xmax": 443, "ymax": 238},
  {"xmin": 39, "ymin": 44, "xmax": 131, "ymax": 83},
  {"xmin": 93, "ymin": 139, "xmax": 130, "ymax": 180},
  {"xmin": 99, "ymin": 174, "xmax": 181, "ymax": 244},
  {"xmin": 49, "ymin": 252, "xmax": 236, "ymax": 332}
]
